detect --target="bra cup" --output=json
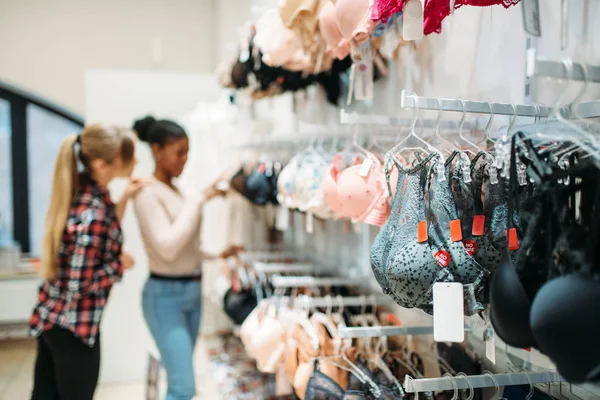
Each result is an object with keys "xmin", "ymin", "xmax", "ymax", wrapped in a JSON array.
[
  {"xmin": 337, "ymin": 164, "xmax": 389, "ymax": 222},
  {"xmin": 294, "ymin": 155, "xmax": 329, "ymax": 213},
  {"xmin": 370, "ymin": 167, "xmax": 409, "ymax": 293},
  {"xmin": 383, "ymin": 157, "xmax": 451, "ymax": 309},
  {"xmin": 485, "ymin": 174, "xmax": 510, "ymax": 251},
  {"xmin": 285, "ymin": 339, "xmax": 300, "ymax": 385},
  {"xmin": 319, "ymin": 2, "xmax": 345, "ymax": 51},
  {"xmin": 323, "ymin": 163, "xmax": 344, "ymax": 217},
  {"xmin": 319, "ymin": 360, "xmax": 349, "ymax": 390},
  {"xmin": 530, "ymin": 274, "xmax": 600, "ymax": 383},
  {"xmin": 278, "ymin": 156, "xmax": 301, "ymax": 207},
  {"xmin": 294, "ymin": 361, "xmax": 314, "ymax": 399},
  {"xmin": 428, "ymin": 161, "xmax": 486, "ymax": 288},
  {"xmin": 335, "ymin": 0, "xmax": 372, "ymax": 41},
  {"xmin": 489, "ymin": 251, "xmax": 537, "ymax": 349},
  {"xmin": 387, "ymin": 242, "xmax": 446, "ymax": 308}
]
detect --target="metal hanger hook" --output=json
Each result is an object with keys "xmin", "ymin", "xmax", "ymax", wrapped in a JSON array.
[
  {"xmin": 409, "ymin": 92, "xmax": 420, "ymax": 131},
  {"xmin": 524, "ymin": 372, "xmax": 534, "ymax": 400},
  {"xmin": 483, "ymin": 371, "xmax": 501, "ymax": 399},
  {"xmin": 484, "ymin": 99, "xmax": 495, "ymax": 134},
  {"xmin": 456, "ymin": 372, "xmax": 474, "ymax": 400},
  {"xmin": 507, "ymin": 103, "xmax": 518, "ymax": 135},
  {"xmin": 571, "ymin": 61, "xmax": 590, "ymax": 118},
  {"xmin": 555, "ymin": 58, "xmax": 575, "ymax": 116},
  {"xmin": 442, "ymin": 373, "xmax": 459, "ymax": 400},
  {"xmin": 457, "ymin": 97, "xmax": 467, "ymax": 133},
  {"xmin": 436, "ymin": 97, "xmax": 444, "ymax": 133},
  {"xmin": 336, "ymin": 294, "xmax": 344, "ymax": 314}
]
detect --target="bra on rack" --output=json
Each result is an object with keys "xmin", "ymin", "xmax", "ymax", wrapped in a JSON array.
[
  {"xmin": 318, "ymin": 1, "xmax": 351, "ymax": 59},
  {"xmin": 426, "ymin": 153, "xmax": 487, "ymax": 314},
  {"xmin": 375, "ymin": 154, "xmax": 453, "ymax": 309},
  {"xmin": 322, "ymin": 156, "xmax": 398, "ymax": 225},
  {"xmin": 335, "ymin": 0, "xmax": 377, "ymax": 46},
  {"xmin": 294, "ymin": 152, "xmax": 335, "ymax": 220}
]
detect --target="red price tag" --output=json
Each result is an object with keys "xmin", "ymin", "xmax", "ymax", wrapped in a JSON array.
[{"xmin": 472, "ymin": 215, "xmax": 485, "ymax": 236}]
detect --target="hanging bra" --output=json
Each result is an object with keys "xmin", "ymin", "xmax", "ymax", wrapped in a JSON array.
[
  {"xmin": 377, "ymin": 154, "xmax": 453, "ymax": 309},
  {"xmin": 335, "ymin": 0, "xmax": 377, "ymax": 46},
  {"xmin": 304, "ymin": 358, "xmax": 400, "ymax": 400},
  {"xmin": 278, "ymin": 155, "xmax": 303, "ymax": 209},
  {"xmin": 423, "ymin": 0, "xmax": 521, "ymax": 35},
  {"xmin": 294, "ymin": 152, "xmax": 335, "ymax": 220},
  {"xmin": 292, "ymin": 323, "xmax": 349, "ymax": 399},
  {"xmin": 370, "ymin": 155, "xmax": 409, "ymax": 291},
  {"xmin": 255, "ymin": 9, "xmax": 312, "ymax": 71},
  {"xmin": 245, "ymin": 161, "xmax": 281, "ymax": 205},
  {"xmin": 322, "ymin": 156, "xmax": 398, "ymax": 226},
  {"xmin": 371, "ymin": 0, "xmax": 404, "ymax": 23},
  {"xmin": 318, "ymin": 1, "xmax": 351, "ymax": 59},
  {"xmin": 426, "ymin": 152, "xmax": 487, "ymax": 314},
  {"xmin": 280, "ymin": 0, "xmax": 328, "ymax": 50},
  {"xmin": 490, "ymin": 133, "xmax": 544, "ymax": 349},
  {"xmin": 530, "ymin": 169, "xmax": 600, "ymax": 383}
]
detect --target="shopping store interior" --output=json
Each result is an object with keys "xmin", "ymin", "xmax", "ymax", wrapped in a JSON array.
[{"xmin": 1, "ymin": 0, "xmax": 600, "ymax": 399}]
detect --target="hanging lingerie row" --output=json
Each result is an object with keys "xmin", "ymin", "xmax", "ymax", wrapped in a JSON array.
[
  {"xmin": 217, "ymin": 0, "xmax": 521, "ymax": 103},
  {"xmin": 227, "ymin": 87, "xmax": 600, "ymax": 388},
  {"xmin": 222, "ymin": 251, "xmax": 569, "ymax": 399}
]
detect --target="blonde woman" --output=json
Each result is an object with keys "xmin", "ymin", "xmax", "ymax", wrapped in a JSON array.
[{"xmin": 29, "ymin": 124, "xmax": 142, "ymax": 400}]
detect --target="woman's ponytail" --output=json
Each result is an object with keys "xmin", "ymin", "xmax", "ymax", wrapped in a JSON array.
[{"xmin": 40, "ymin": 134, "xmax": 79, "ymax": 279}]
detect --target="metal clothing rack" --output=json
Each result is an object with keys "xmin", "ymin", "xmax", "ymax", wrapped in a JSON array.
[
  {"xmin": 253, "ymin": 262, "xmax": 315, "ymax": 274},
  {"xmin": 400, "ymin": 89, "xmax": 551, "ymax": 118},
  {"xmin": 403, "ymin": 371, "xmax": 564, "ymax": 392},
  {"xmin": 292, "ymin": 295, "xmax": 380, "ymax": 308},
  {"xmin": 400, "ymin": 90, "xmax": 600, "ymax": 120},
  {"xmin": 339, "ymin": 109, "xmax": 478, "ymax": 130},
  {"xmin": 338, "ymin": 325, "xmax": 435, "ymax": 338},
  {"xmin": 526, "ymin": 56, "xmax": 600, "ymax": 83},
  {"xmin": 270, "ymin": 275, "xmax": 365, "ymax": 288}
]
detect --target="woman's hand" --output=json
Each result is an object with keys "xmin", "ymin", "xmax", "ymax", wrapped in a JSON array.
[
  {"xmin": 120, "ymin": 251, "xmax": 135, "ymax": 271},
  {"xmin": 219, "ymin": 245, "xmax": 244, "ymax": 259},
  {"xmin": 124, "ymin": 178, "xmax": 149, "ymax": 200}
]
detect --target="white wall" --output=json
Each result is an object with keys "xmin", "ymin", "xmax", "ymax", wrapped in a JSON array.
[{"xmin": 0, "ymin": 0, "xmax": 228, "ymax": 112}]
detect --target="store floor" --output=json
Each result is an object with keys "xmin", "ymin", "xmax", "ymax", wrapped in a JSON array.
[{"xmin": 0, "ymin": 336, "xmax": 222, "ymax": 399}]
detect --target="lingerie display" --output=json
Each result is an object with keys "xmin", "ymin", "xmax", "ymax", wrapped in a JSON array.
[
  {"xmin": 209, "ymin": 2, "xmax": 600, "ymax": 399},
  {"xmin": 217, "ymin": 0, "xmax": 521, "ymax": 103}
]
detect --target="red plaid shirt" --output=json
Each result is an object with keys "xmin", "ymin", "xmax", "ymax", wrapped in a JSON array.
[{"xmin": 29, "ymin": 178, "xmax": 124, "ymax": 347}]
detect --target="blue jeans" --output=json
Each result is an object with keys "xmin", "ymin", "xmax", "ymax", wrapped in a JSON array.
[{"xmin": 142, "ymin": 278, "xmax": 202, "ymax": 400}]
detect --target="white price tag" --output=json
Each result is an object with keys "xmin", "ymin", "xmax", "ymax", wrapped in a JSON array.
[
  {"xmin": 433, "ymin": 282, "xmax": 465, "ymax": 343},
  {"xmin": 305, "ymin": 212, "xmax": 314, "ymax": 234},
  {"xmin": 359, "ymin": 158, "xmax": 374, "ymax": 177},
  {"xmin": 402, "ymin": 0, "xmax": 424, "ymax": 41},
  {"xmin": 275, "ymin": 206, "xmax": 290, "ymax": 231},
  {"xmin": 486, "ymin": 331, "xmax": 496, "ymax": 364}
]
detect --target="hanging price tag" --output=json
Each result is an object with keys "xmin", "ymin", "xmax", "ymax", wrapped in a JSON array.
[
  {"xmin": 433, "ymin": 282, "xmax": 465, "ymax": 343},
  {"xmin": 472, "ymin": 215, "xmax": 485, "ymax": 236},
  {"xmin": 485, "ymin": 328, "xmax": 497, "ymax": 364},
  {"xmin": 449, "ymin": 219, "xmax": 463, "ymax": 242},
  {"xmin": 417, "ymin": 220, "xmax": 428, "ymax": 243},
  {"xmin": 402, "ymin": 0, "xmax": 424, "ymax": 41},
  {"xmin": 275, "ymin": 206, "xmax": 290, "ymax": 231},
  {"xmin": 359, "ymin": 158, "xmax": 374, "ymax": 177},
  {"xmin": 306, "ymin": 212, "xmax": 314, "ymax": 234}
]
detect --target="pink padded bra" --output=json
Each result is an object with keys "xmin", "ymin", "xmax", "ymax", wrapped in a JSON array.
[
  {"xmin": 333, "ymin": 0, "xmax": 376, "ymax": 48},
  {"xmin": 318, "ymin": 2, "xmax": 350, "ymax": 59},
  {"xmin": 322, "ymin": 157, "xmax": 399, "ymax": 226}
]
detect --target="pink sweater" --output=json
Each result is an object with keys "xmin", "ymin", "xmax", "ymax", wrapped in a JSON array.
[{"xmin": 133, "ymin": 180, "xmax": 208, "ymax": 276}]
